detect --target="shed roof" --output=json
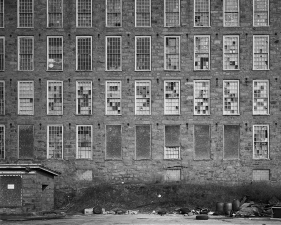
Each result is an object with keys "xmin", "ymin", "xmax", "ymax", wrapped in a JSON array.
[{"xmin": 0, "ymin": 164, "xmax": 60, "ymax": 176}]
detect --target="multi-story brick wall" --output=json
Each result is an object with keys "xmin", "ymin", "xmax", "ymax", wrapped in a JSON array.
[{"xmin": 0, "ymin": 0, "xmax": 280, "ymax": 187}]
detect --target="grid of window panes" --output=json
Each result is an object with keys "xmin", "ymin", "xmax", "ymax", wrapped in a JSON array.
[
  {"xmin": 253, "ymin": 125, "xmax": 269, "ymax": 159},
  {"xmin": 47, "ymin": 81, "xmax": 63, "ymax": 115},
  {"xmin": 254, "ymin": 0, "xmax": 268, "ymax": 26},
  {"xmin": 164, "ymin": 147, "xmax": 180, "ymax": 159},
  {"xmin": 0, "ymin": 125, "xmax": 4, "ymax": 159},
  {"xmin": 194, "ymin": 80, "xmax": 210, "ymax": 115},
  {"xmin": 165, "ymin": 0, "xmax": 180, "ymax": 27},
  {"xmin": 253, "ymin": 35, "xmax": 269, "ymax": 70},
  {"xmin": 165, "ymin": 37, "xmax": 180, "ymax": 70},
  {"xmin": 253, "ymin": 169, "xmax": 270, "ymax": 181},
  {"xmin": 48, "ymin": 125, "xmax": 63, "ymax": 159},
  {"xmin": 253, "ymin": 80, "xmax": 269, "ymax": 115},
  {"xmin": 76, "ymin": 81, "xmax": 92, "ymax": 115},
  {"xmin": 47, "ymin": 37, "xmax": 63, "ymax": 71},
  {"xmin": 0, "ymin": 81, "xmax": 4, "ymax": 115},
  {"xmin": 0, "ymin": 0, "xmax": 3, "ymax": 28},
  {"xmin": 77, "ymin": 125, "xmax": 92, "ymax": 159},
  {"xmin": 18, "ymin": 0, "xmax": 33, "ymax": 28},
  {"xmin": 106, "ymin": 37, "xmax": 121, "ymax": 71},
  {"xmin": 48, "ymin": 0, "xmax": 63, "ymax": 28},
  {"xmin": 194, "ymin": 0, "xmax": 209, "ymax": 27},
  {"xmin": 106, "ymin": 0, "xmax": 121, "ymax": 27},
  {"xmin": 135, "ymin": 0, "xmax": 150, "ymax": 27},
  {"xmin": 18, "ymin": 81, "xmax": 34, "ymax": 115},
  {"xmin": 223, "ymin": 80, "xmax": 239, "ymax": 115},
  {"xmin": 77, "ymin": 0, "xmax": 92, "ymax": 27},
  {"xmin": 76, "ymin": 37, "xmax": 92, "ymax": 71},
  {"xmin": 224, "ymin": 0, "xmax": 239, "ymax": 27},
  {"xmin": 18, "ymin": 37, "xmax": 33, "ymax": 71},
  {"xmin": 164, "ymin": 81, "xmax": 180, "ymax": 115},
  {"xmin": 106, "ymin": 81, "xmax": 121, "ymax": 115},
  {"xmin": 223, "ymin": 36, "xmax": 239, "ymax": 70},
  {"xmin": 135, "ymin": 81, "xmax": 151, "ymax": 115},
  {"xmin": 135, "ymin": 36, "xmax": 151, "ymax": 71},
  {"xmin": 194, "ymin": 36, "xmax": 209, "ymax": 70},
  {"xmin": 0, "ymin": 37, "xmax": 4, "ymax": 71}
]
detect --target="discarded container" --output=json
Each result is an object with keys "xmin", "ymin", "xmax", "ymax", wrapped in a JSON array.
[
  {"xmin": 84, "ymin": 208, "xmax": 93, "ymax": 215},
  {"xmin": 216, "ymin": 202, "xmax": 224, "ymax": 214},
  {"xmin": 232, "ymin": 199, "xmax": 240, "ymax": 211},
  {"xmin": 272, "ymin": 207, "xmax": 281, "ymax": 218},
  {"xmin": 223, "ymin": 203, "xmax": 232, "ymax": 216}
]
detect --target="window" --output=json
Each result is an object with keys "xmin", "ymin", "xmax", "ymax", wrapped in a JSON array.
[
  {"xmin": 135, "ymin": 80, "xmax": 151, "ymax": 115},
  {"xmin": 47, "ymin": 0, "xmax": 63, "ymax": 28},
  {"xmin": 76, "ymin": 125, "xmax": 92, "ymax": 159},
  {"xmin": 253, "ymin": 0, "xmax": 269, "ymax": 26},
  {"xmin": 164, "ymin": 125, "xmax": 180, "ymax": 159},
  {"xmin": 0, "ymin": 125, "xmax": 4, "ymax": 159},
  {"xmin": 76, "ymin": 36, "xmax": 92, "ymax": 71},
  {"xmin": 135, "ymin": 36, "xmax": 151, "ymax": 71},
  {"xmin": 47, "ymin": 125, "xmax": 63, "ymax": 159},
  {"xmin": 106, "ymin": 0, "xmax": 122, "ymax": 27},
  {"xmin": 135, "ymin": 125, "xmax": 151, "ymax": 160},
  {"xmin": 0, "ymin": 0, "xmax": 3, "ymax": 28},
  {"xmin": 194, "ymin": 80, "xmax": 210, "ymax": 115},
  {"xmin": 18, "ymin": 0, "xmax": 33, "ymax": 28},
  {"xmin": 76, "ymin": 81, "xmax": 92, "ymax": 115},
  {"xmin": 0, "ymin": 37, "xmax": 4, "ymax": 71},
  {"xmin": 223, "ymin": 80, "xmax": 239, "ymax": 115},
  {"xmin": 165, "ymin": 169, "xmax": 181, "ymax": 181},
  {"xmin": 0, "ymin": 81, "xmax": 4, "ymax": 115},
  {"xmin": 135, "ymin": 0, "xmax": 151, "ymax": 27},
  {"xmin": 253, "ymin": 80, "xmax": 269, "ymax": 115},
  {"xmin": 223, "ymin": 0, "xmax": 239, "ymax": 27},
  {"xmin": 76, "ymin": 0, "xmax": 92, "ymax": 27},
  {"xmin": 18, "ymin": 125, "xmax": 34, "ymax": 159},
  {"xmin": 253, "ymin": 169, "xmax": 270, "ymax": 181},
  {"xmin": 164, "ymin": 0, "xmax": 180, "ymax": 27},
  {"xmin": 47, "ymin": 81, "xmax": 63, "ymax": 115},
  {"xmin": 194, "ymin": 124, "xmax": 210, "ymax": 160},
  {"xmin": 194, "ymin": 35, "xmax": 210, "ymax": 70},
  {"xmin": 106, "ymin": 36, "xmax": 121, "ymax": 71},
  {"xmin": 253, "ymin": 125, "xmax": 269, "ymax": 159},
  {"xmin": 18, "ymin": 36, "xmax": 34, "ymax": 71},
  {"xmin": 223, "ymin": 35, "xmax": 239, "ymax": 70},
  {"xmin": 18, "ymin": 81, "xmax": 34, "ymax": 115},
  {"xmin": 106, "ymin": 125, "xmax": 122, "ymax": 160},
  {"xmin": 223, "ymin": 125, "xmax": 239, "ymax": 159},
  {"xmin": 165, "ymin": 36, "xmax": 180, "ymax": 70},
  {"xmin": 194, "ymin": 0, "xmax": 210, "ymax": 27},
  {"xmin": 47, "ymin": 36, "xmax": 63, "ymax": 71},
  {"xmin": 164, "ymin": 80, "xmax": 180, "ymax": 115},
  {"xmin": 253, "ymin": 35, "xmax": 269, "ymax": 70},
  {"xmin": 106, "ymin": 81, "xmax": 121, "ymax": 115}
]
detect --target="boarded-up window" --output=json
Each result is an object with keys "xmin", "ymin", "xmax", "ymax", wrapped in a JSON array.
[
  {"xmin": 165, "ymin": 125, "xmax": 180, "ymax": 159},
  {"xmin": 165, "ymin": 169, "xmax": 181, "ymax": 181},
  {"xmin": 223, "ymin": 125, "xmax": 239, "ymax": 159},
  {"xmin": 194, "ymin": 124, "xmax": 210, "ymax": 160},
  {"xmin": 0, "ymin": 176, "xmax": 22, "ymax": 207},
  {"xmin": 135, "ymin": 125, "xmax": 151, "ymax": 160},
  {"xmin": 18, "ymin": 125, "xmax": 34, "ymax": 159},
  {"xmin": 253, "ymin": 169, "xmax": 270, "ymax": 181},
  {"xmin": 106, "ymin": 125, "xmax": 122, "ymax": 160}
]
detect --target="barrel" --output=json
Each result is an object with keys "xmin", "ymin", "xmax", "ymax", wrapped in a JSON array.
[
  {"xmin": 216, "ymin": 202, "xmax": 224, "ymax": 215},
  {"xmin": 232, "ymin": 199, "xmax": 240, "ymax": 211},
  {"xmin": 223, "ymin": 202, "xmax": 232, "ymax": 216}
]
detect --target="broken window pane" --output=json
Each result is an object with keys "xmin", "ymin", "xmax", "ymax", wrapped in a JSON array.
[
  {"xmin": 135, "ymin": 81, "xmax": 151, "ymax": 115},
  {"xmin": 253, "ymin": 125, "xmax": 269, "ymax": 159},
  {"xmin": 165, "ymin": 0, "xmax": 180, "ymax": 27},
  {"xmin": 48, "ymin": 0, "xmax": 63, "ymax": 28},
  {"xmin": 253, "ymin": 35, "xmax": 269, "ymax": 70},
  {"xmin": 106, "ymin": 81, "xmax": 121, "ymax": 115},
  {"xmin": 194, "ymin": 80, "xmax": 210, "ymax": 115},
  {"xmin": 164, "ymin": 81, "xmax": 180, "ymax": 115},
  {"xmin": 18, "ymin": 81, "xmax": 34, "ymax": 115},
  {"xmin": 253, "ymin": 0, "xmax": 268, "ymax": 26},
  {"xmin": 106, "ymin": 0, "xmax": 122, "ymax": 27},
  {"xmin": 194, "ymin": 0, "xmax": 209, "ymax": 27},
  {"xmin": 48, "ymin": 125, "xmax": 63, "ymax": 159},
  {"xmin": 47, "ymin": 36, "xmax": 63, "ymax": 71},
  {"xmin": 77, "ymin": 125, "xmax": 92, "ymax": 159},
  {"xmin": 253, "ymin": 80, "xmax": 269, "ymax": 115},
  {"xmin": 165, "ymin": 36, "xmax": 180, "ymax": 70},
  {"xmin": 223, "ymin": 80, "xmax": 239, "ymax": 115},
  {"xmin": 47, "ymin": 81, "xmax": 63, "ymax": 115},
  {"xmin": 223, "ymin": 36, "xmax": 239, "ymax": 70},
  {"xmin": 76, "ymin": 81, "xmax": 92, "ymax": 115},
  {"xmin": 194, "ymin": 35, "xmax": 210, "ymax": 70},
  {"xmin": 224, "ymin": 0, "xmax": 239, "ymax": 27}
]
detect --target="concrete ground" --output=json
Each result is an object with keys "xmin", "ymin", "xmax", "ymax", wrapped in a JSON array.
[{"xmin": 1, "ymin": 214, "xmax": 281, "ymax": 225}]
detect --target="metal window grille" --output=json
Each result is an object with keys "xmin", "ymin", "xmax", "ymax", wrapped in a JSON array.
[
  {"xmin": 18, "ymin": 0, "xmax": 33, "ymax": 28},
  {"xmin": 0, "ymin": 125, "xmax": 4, "ymax": 159},
  {"xmin": 224, "ymin": 0, "xmax": 239, "ymax": 27},
  {"xmin": 48, "ymin": 125, "xmax": 63, "ymax": 159},
  {"xmin": 0, "ymin": 0, "xmax": 4, "ymax": 27},
  {"xmin": 223, "ymin": 80, "xmax": 239, "ymax": 115},
  {"xmin": 0, "ymin": 81, "xmax": 4, "ymax": 115},
  {"xmin": 135, "ymin": 81, "xmax": 151, "ymax": 115},
  {"xmin": 135, "ymin": 36, "xmax": 151, "ymax": 71},
  {"xmin": 0, "ymin": 37, "xmax": 4, "ymax": 71},
  {"xmin": 223, "ymin": 36, "xmax": 239, "ymax": 70},
  {"xmin": 76, "ymin": 81, "xmax": 92, "ymax": 115},
  {"xmin": 135, "ymin": 0, "xmax": 150, "ymax": 27},
  {"xmin": 254, "ymin": 0, "xmax": 268, "ymax": 26},
  {"xmin": 47, "ymin": 81, "xmax": 63, "ymax": 115},
  {"xmin": 194, "ymin": 80, "xmax": 210, "ymax": 115},
  {"xmin": 18, "ymin": 36, "xmax": 33, "ymax": 71},
  {"xmin": 253, "ymin": 35, "xmax": 269, "ymax": 70},
  {"xmin": 106, "ymin": 81, "xmax": 121, "ymax": 115},
  {"xmin": 106, "ymin": 0, "xmax": 122, "ymax": 27},
  {"xmin": 165, "ymin": 0, "xmax": 180, "ymax": 27},
  {"xmin": 77, "ymin": 0, "xmax": 92, "ymax": 27},
  {"xmin": 253, "ymin": 80, "xmax": 269, "ymax": 115},
  {"xmin": 194, "ymin": 0, "xmax": 209, "ymax": 27},
  {"xmin": 194, "ymin": 35, "xmax": 209, "ymax": 70},
  {"xmin": 76, "ymin": 36, "xmax": 92, "ymax": 71},
  {"xmin": 164, "ymin": 147, "xmax": 180, "ymax": 159},
  {"xmin": 253, "ymin": 125, "xmax": 269, "ymax": 159},
  {"xmin": 165, "ymin": 37, "xmax": 180, "ymax": 70},
  {"xmin": 18, "ymin": 81, "xmax": 34, "ymax": 115},
  {"xmin": 106, "ymin": 36, "xmax": 121, "ymax": 71},
  {"xmin": 165, "ymin": 169, "xmax": 181, "ymax": 181},
  {"xmin": 77, "ymin": 125, "xmax": 92, "ymax": 159},
  {"xmin": 253, "ymin": 169, "xmax": 270, "ymax": 181},
  {"xmin": 47, "ymin": 36, "xmax": 63, "ymax": 71},
  {"xmin": 48, "ymin": 0, "xmax": 63, "ymax": 28},
  {"xmin": 164, "ymin": 81, "xmax": 180, "ymax": 115}
]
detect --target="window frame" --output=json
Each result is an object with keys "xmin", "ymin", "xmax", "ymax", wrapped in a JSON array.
[
  {"xmin": 76, "ymin": 80, "xmax": 92, "ymax": 115},
  {"xmin": 0, "ymin": 37, "xmax": 4, "ymax": 71},
  {"xmin": 47, "ymin": 0, "xmax": 63, "ymax": 28},
  {"xmin": 253, "ymin": 35, "xmax": 269, "ymax": 70},
  {"xmin": 165, "ymin": 169, "xmax": 181, "ymax": 181},
  {"xmin": 76, "ymin": 125, "xmax": 92, "ymax": 159},
  {"xmin": 253, "ymin": 124, "xmax": 269, "ymax": 160},
  {"xmin": 194, "ymin": 35, "xmax": 210, "ymax": 71},
  {"xmin": 0, "ymin": 125, "xmax": 4, "ymax": 159},
  {"xmin": 164, "ymin": 80, "xmax": 181, "ymax": 115},
  {"xmin": 76, "ymin": 36, "xmax": 92, "ymax": 71},
  {"xmin": 76, "ymin": 0, "xmax": 92, "ymax": 28},
  {"xmin": 105, "ymin": 124, "xmax": 122, "ymax": 160},
  {"xmin": 223, "ymin": 80, "xmax": 240, "ymax": 115},
  {"xmin": 47, "ymin": 125, "xmax": 63, "ymax": 159},
  {"xmin": 17, "ymin": 0, "xmax": 34, "ymax": 28},
  {"xmin": 135, "ymin": 80, "xmax": 151, "ymax": 115},
  {"xmin": 47, "ymin": 80, "xmax": 63, "ymax": 115},
  {"xmin": 18, "ymin": 125, "xmax": 34, "ymax": 159},
  {"xmin": 135, "ymin": 36, "xmax": 151, "ymax": 71},
  {"xmin": 223, "ymin": 35, "xmax": 240, "ymax": 70},
  {"xmin": 194, "ymin": 0, "xmax": 210, "ymax": 27},
  {"xmin": 105, "ymin": 80, "xmax": 122, "ymax": 115},
  {"xmin": 0, "ymin": 0, "xmax": 4, "ymax": 28},
  {"xmin": 135, "ymin": 0, "xmax": 151, "ymax": 27},
  {"xmin": 18, "ymin": 36, "xmax": 34, "ymax": 71},
  {"xmin": 164, "ymin": 125, "xmax": 181, "ymax": 160},
  {"xmin": 18, "ymin": 81, "xmax": 34, "ymax": 115},
  {"xmin": 164, "ymin": 36, "xmax": 180, "ymax": 71},
  {"xmin": 0, "ymin": 81, "xmax": 4, "ymax": 115},
  {"xmin": 223, "ymin": 0, "xmax": 239, "ymax": 27},
  {"xmin": 106, "ymin": 0, "xmax": 122, "ymax": 27},
  {"xmin": 193, "ymin": 80, "xmax": 210, "ymax": 115},
  {"xmin": 253, "ymin": 169, "xmax": 270, "ymax": 181},
  {"xmin": 253, "ymin": 80, "xmax": 269, "ymax": 115},
  {"xmin": 164, "ymin": 0, "xmax": 180, "ymax": 27},
  {"xmin": 223, "ymin": 124, "xmax": 240, "ymax": 160},
  {"xmin": 135, "ymin": 124, "xmax": 151, "ymax": 160},
  {"xmin": 253, "ymin": 0, "xmax": 269, "ymax": 27},
  {"xmin": 105, "ymin": 36, "xmax": 122, "ymax": 71},
  {"xmin": 47, "ymin": 36, "xmax": 63, "ymax": 71}
]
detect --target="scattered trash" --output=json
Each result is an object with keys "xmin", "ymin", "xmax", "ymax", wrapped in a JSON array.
[
  {"xmin": 157, "ymin": 209, "xmax": 167, "ymax": 216},
  {"xmin": 93, "ymin": 206, "xmax": 102, "ymax": 214},
  {"xmin": 84, "ymin": 208, "xmax": 93, "ymax": 215},
  {"xmin": 125, "ymin": 210, "xmax": 139, "ymax": 215},
  {"xmin": 178, "ymin": 207, "xmax": 190, "ymax": 214}
]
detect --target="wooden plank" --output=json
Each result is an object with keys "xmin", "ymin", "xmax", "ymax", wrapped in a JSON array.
[
  {"xmin": 194, "ymin": 125, "xmax": 210, "ymax": 160},
  {"xmin": 165, "ymin": 125, "xmax": 180, "ymax": 147},
  {"xmin": 106, "ymin": 125, "xmax": 122, "ymax": 160},
  {"xmin": 136, "ymin": 125, "xmax": 151, "ymax": 160},
  {"xmin": 224, "ymin": 125, "xmax": 239, "ymax": 159}
]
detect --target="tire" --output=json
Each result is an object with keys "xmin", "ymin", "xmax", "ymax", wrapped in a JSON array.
[{"xmin": 196, "ymin": 215, "xmax": 209, "ymax": 220}]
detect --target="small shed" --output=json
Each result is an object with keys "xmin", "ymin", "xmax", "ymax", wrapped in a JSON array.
[{"xmin": 0, "ymin": 164, "xmax": 60, "ymax": 214}]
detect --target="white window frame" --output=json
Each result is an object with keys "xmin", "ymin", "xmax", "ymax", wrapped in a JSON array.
[
  {"xmin": 76, "ymin": 80, "xmax": 92, "ymax": 115},
  {"xmin": 0, "ymin": 81, "xmax": 4, "ymax": 115},
  {"xmin": 223, "ymin": 80, "xmax": 240, "ymax": 115},
  {"xmin": 253, "ymin": 124, "xmax": 269, "ymax": 159},
  {"xmin": 253, "ymin": 80, "xmax": 269, "ymax": 115},
  {"xmin": 76, "ymin": 125, "xmax": 92, "ymax": 159},
  {"xmin": 17, "ymin": 0, "xmax": 34, "ymax": 28},
  {"xmin": 164, "ymin": 80, "xmax": 180, "ymax": 115},
  {"xmin": 253, "ymin": 0, "xmax": 269, "ymax": 27},
  {"xmin": 194, "ymin": 0, "xmax": 210, "ymax": 27},
  {"xmin": 47, "ymin": 0, "xmax": 63, "ymax": 28},
  {"xmin": 105, "ymin": 36, "xmax": 122, "ymax": 71},
  {"xmin": 0, "ymin": 0, "xmax": 4, "ymax": 28},
  {"xmin": 18, "ymin": 81, "xmax": 34, "ymax": 115},
  {"xmin": 135, "ymin": 80, "xmax": 151, "ymax": 115},
  {"xmin": 164, "ymin": 36, "xmax": 180, "ymax": 71},
  {"xmin": 194, "ymin": 35, "xmax": 210, "ymax": 71},
  {"xmin": 0, "ymin": 125, "xmax": 4, "ymax": 159},
  {"xmin": 106, "ymin": 0, "xmax": 122, "ymax": 27},
  {"xmin": 105, "ymin": 81, "xmax": 122, "ymax": 115},
  {"xmin": 47, "ymin": 36, "xmax": 63, "ymax": 71},
  {"xmin": 47, "ymin": 125, "xmax": 63, "ymax": 159},
  {"xmin": 193, "ymin": 80, "xmax": 210, "ymax": 115},
  {"xmin": 164, "ymin": 125, "xmax": 181, "ymax": 160},
  {"xmin": 223, "ymin": 35, "xmax": 239, "ymax": 70},
  {"xmin": 0, "ymin": 37, "xmax": 4, "ymax": 71},
  {"xmin": 76, "ymin": 36, "xmax": 92, "ymax": 71},
  {"xmin": 76, "ymin": 0, "xmax": 92, "ymax": 28},
  {"xmin": 135, "ymin": 36, "xmax": 151, "ymax": 71},
  {"xmin": 18, "ymin": 36, "xmax": 34, "ymax": 71},
  {"xmin": 223, "ymin": 0, "xmax": 239, "ymax": 27},
  {"xmin": 253, "ymin": 35, "xmax": 269, "ymax": 70},
  {"xmin": 47, "ymin": 80, "xmax": 63, "ymax": 115},
  {"xmin": 164, "ymin": 0, "xmax": 180, "ymax": 27},
  {"xmin": 135, "ymin": 0, "xmax": 151, "ymax": 27}
]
